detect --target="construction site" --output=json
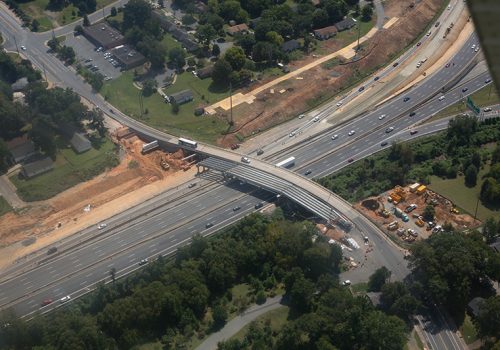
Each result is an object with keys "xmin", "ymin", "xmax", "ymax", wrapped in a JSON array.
[
  {"xmin": 0, "ymin": 128, "xmax": 198, "ymax": 270},
  {"xmin": 355, "ymin": 184, "xmax": 481, "ymax": 245}
]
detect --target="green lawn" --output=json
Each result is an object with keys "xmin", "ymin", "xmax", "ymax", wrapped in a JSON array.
[
  {"xmin": 161, "ymin": 33, "xmax": 183, "ymax": 56},
  {"xmin": 428, "ymin": 164, "xmax": 499, "ymax": 222},
  {"xmin": 0, "ymin": 196, "xmax": 13, "ymax": 217},
  {"xmin": 351, "ymin": 282, "xmax": 368, "ymax": 294},
  {"xmin": 19, "ymin": 0, "xmax": 116, "ymax": 32},
  {"xmin": 231, "ymin": 306, "xmax": 290, "ymax": 342},
  {"xmin": 335, "ymin": 18, "xmax": 376, "ymax": 48},
  {"xmin": 10, "ymin": 137, "xmax": 118, "ymax": 202},
  {"xmin": 460, "ymin": 314, "xmax": 478, "ymax": 345},
  {"xmin": 101, "ymin": 71, "xmax": 231, "ymax": 143},
  {"xmin": 428, "ymin": 84, "xmax": 500, "ymax": 122}
]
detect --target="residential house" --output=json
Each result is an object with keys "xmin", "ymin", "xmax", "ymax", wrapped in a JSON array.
[
  {"xmin": 281, "ymin": 39, "xmax": 300, "ymax": 53},
  {"xmin": 335, "ymin": 17, "xmax": 357, "ymax": 32},
  {"xmin": 169, "ymin": 89, "xmax": 194, "ymax": 105},
  {"xmin": 11, "ymin": 77, "xmax": 29, "ymax": 92},
  {"xmin": 226, "ymin": 23, "xmax": 249, "ymax": 36},
  {"xmin": 467, "ymin": 297, "xmax": 485, "ymax": 318},
  {"xmin": 196, "ymin": 65, "xmax": 214, "ymax": 79},
  {"xmin": 70, "ymin": 133, "xmax": 92, "ymax": 153},
  {"xmin": 6, "ymin": 135, "xmax": 36, "ymax": 164},
  {"xmin": 21, "ymin": 157, "xmax": 54, "ymax": 179},
  {"xmin": 314, "ymin": 25, "xmax": 338, "ymax": 40}
]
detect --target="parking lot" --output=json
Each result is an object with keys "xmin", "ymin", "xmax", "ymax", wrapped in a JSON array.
[{"xmin": 64, "ymin": 33, "xmax": 122, "ymax": 80}]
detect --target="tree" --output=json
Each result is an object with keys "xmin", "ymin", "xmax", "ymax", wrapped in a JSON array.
[
  {"xmin": 381, "ymin": 282, "xmax": 420, "ymax": 320},
  {"xmin": 83, "ymin": 14, "xmax": 90, "ymax": 26},
  {"xmin": 464, "ymin": 164, "xmax": 478, "ymax": 187},
  {"xmin": 252, "ymin": 41, "xmax": 279, "ymax": 63},
  {"xmin": 235, "ymin": 34, "xmax": 256, "ymax": 56},
  {"xmin": 110, "ymin": 6, "xmax": 117, "ymax": 16},
  {"xmin": 196, "ymin": 24, "xmax": 217, "ymax": 46},
  {"xmin": 31, "ymin": 19, "xmax": 39, "ymax": 32},
  {"xmin": 158, "ymin": 0, "xmax": 164, "ymax": 8},
  {"xmin": 74, "ymin": 24, "xmax": 83, "ymax": 35},
  {"xmin": 360, "ymin": 311, "xmax": 407, "ymax": 350},
  {"xmin": 224, "ymin": 47, "xmax": 246, "ymax": 71},
  {"xmin": 212, "ymin": 58, "xmax": 233, "ymax": 86},
  {"xmin": 182, "ymin": 14, "xmax": 196, "ymax": 25},
  {"xmin": 142, "ymin": 79, "xmax": 157, "ymax": 96},
  {"xmin": 59, "ymin": 45, "xmax": 76, "ymax": 64},
  {"xmin": 123, "ymin": 0, "xmax": 152, "ymax": 31},
  {"xmin": 0, "ymin": 139, "xmax": 9, "ymax": 174},
  {"xmin": 475, "ymin": 296, "xmax": 500, "ymax": 339},
  {"xmin": 361, "ymin": 4, "xmax": 373, "ymax": 21},
  {"xmin": 482, "ymin": 218, "xmax": 499, "ymax": 244},
  {"xmin": 47, "ymin": 38, "xmax": 59, "ymax": 52},
  {"xmin": 368, "ymin": 266, "xmax": 391, "ymax": 292},
  {"xmin": 256, "ymin": 290, "xmax": 267, "ymax": 304},
  {"xmin": 422, "ymin": 204, "xmax": 435, "ymax": 222},
  {"xmin": 312, "ymin": 9, "xmax": 329, "ymax": 29},
  {"xmin": 171, "ymin": 100, "xmax": 179, "ymax": 114},
  {"xmin": 212, "ymin": 304, "xmax": 228, "ymax": 329},
  {"xmin": 265, "ymin": 31, "xmax": 284, "ymax": 47},
  {"xmin": 168, "ymin": 47, "xmax": 186, "ymax": 70},
  {"xmin": 212, "ymin": 44, "xmax": 220, "ymax": 57},
  {"xmin": 492, "ymin": 143, "xmax": 500, "ymax": 164}
]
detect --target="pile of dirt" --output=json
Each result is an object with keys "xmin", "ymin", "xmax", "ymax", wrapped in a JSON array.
[{"xmin": 216, "ymin": 0, "xmax": 445, "ymax": 147}]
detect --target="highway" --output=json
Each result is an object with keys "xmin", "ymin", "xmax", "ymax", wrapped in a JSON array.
[{"xmin": 0, "ymin": 3, "xmax": 477, "ymax": 348}]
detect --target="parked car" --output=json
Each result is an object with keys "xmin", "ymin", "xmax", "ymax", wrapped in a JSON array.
[{"xmin": 188, "ymin": 183, "xmax": 196, "ymax": 188}]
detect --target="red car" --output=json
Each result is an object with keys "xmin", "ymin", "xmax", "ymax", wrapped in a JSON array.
[
  {"xmin": 41, "ymin": 299, "xmax": 53, "ymax": 307},
  {"xmin": 348, "ymin": 158, "xmax": 354, "ymax": 163},
  {"xmin": 230, "ymin": 144, "xmax": 240, "ymax": 150}
]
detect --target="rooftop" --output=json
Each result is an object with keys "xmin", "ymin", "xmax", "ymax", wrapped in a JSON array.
[
  {"xmin": 22, "ymin": 157, "xmax": 54, "ymax": 178},
  {"xmin": 314, "ymin": 25, "xmax": 338, "ymax": 37},
  {"xmin": 112, "ymin": 44, "xmax": 147, "ymax": 67},
  {"xmin": 226, "ymin": 23, "xmax": 249, "ymax": 35},
  {"xmin": 82, "ymin": 22, "xmax": 125, "ymax": 48},
  {"xmin": 70, "ymin": 133, "xmax": 92, "ymax": 153}
]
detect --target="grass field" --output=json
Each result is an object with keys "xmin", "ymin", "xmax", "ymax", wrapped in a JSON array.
[
  {"xmin": 0, "ymin": 196, "xmax": 12, "ymax": 217},
  {"xmin": 10, "ymin": 137, "xmax": 118, "ymax": 202},
  {"xmin": 428, "ymin": 164, "xmax": 499, "ymax": 222},
  {"xmin": 428, "ymin": 84, "xmax": 500, "ymax": 122},
  {"xmin": 161, "ymin": 33, "xmax": 183, "ymax": 56},
  {"xmin": 231, "ymin": 306, "xmax": 290, "ymax": 342},
  {"xmin": 101, "ymin": 71, "xmax": 231, "ymax": 143},
  {"xmin": 460, "ymin": 315, "xmax": 478, "ymax": 345},
  {"xmin": 19, "ymin": 0, "xmax": 115, "ymax": 32},
  {"xmin": 351, "ymin": 282, "xmax": 368, "ymax": 294}
]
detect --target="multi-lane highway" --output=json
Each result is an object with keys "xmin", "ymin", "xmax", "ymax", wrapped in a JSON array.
[{"xmin": 0, "ymin": 3, "xmax": 481, "ymax": 348}]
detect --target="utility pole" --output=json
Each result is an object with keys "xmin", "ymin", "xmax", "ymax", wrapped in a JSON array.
[
  {"xmin": 473, "ymin": 196, "xmax": 480, "ymax": 221},
  {"xmin": 13, "ymin": 35, "xmax": 19, "ymax": 54},
  {"xmin": 138, "ymin": 90, "xmax": 144, "ymax": 118},
  {"xmin": 229, "ymin": 81, "xmax": 233, "ymax": 125},
  {"xmin": 356, "ymin": 22, "xmax": 361, "ymax": 52},
  {"xmin": 102, "ymin": 6, "xmax": 105, "ymax": 19}
]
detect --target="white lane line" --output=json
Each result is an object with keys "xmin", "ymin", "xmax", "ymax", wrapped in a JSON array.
[{"xmin": 86, "ymin": 273, "xmax": 93, "ymax": 278}]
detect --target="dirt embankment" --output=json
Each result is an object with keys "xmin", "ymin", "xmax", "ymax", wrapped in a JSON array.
[
  {"xmin": 217, "ymin": 0, "xmax": 445, "ymax": 147},
  {"xmin": 0, "ymin": 130, "xmax": 196, "ymax": 270}
]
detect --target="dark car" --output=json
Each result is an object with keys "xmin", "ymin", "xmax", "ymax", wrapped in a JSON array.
[
  {"xmin": 257, "ymin": 149, "xmax": 264, "ymax": 155},
  {"xmin": 381, "ymin": 141, "xmax": 388, "ymax": 147},
  {"xmin": 374, "ymin": 76, "xmax": 380, "ymax": 81},
  {"xmin": 403, "ymin": 97, "xmax": 410, "ymax": 102},
  {"xmin": 255, "ymin": 202, "xmax": 264, "ymax": 209},
  {"xmin": 435, "ymin": 21, "xmax": 440, "ymax": 27},
  {"xmin": 410, "ymin": 130, "xmax": 418, "ymax": 135},
  {"xmin": 416, "ymin": 42, "xmax": 421, "ymax": 47},
  {"xmin": 358, "ymin": 86, "xmax": 365, "ymax": 92},
  {"xmin": 462, "ymin": 87, "xmax": 468, "ymax": 93},
  {"xmin": 445, "ymin": 63, "xmax": 451, "ymax": 68},
  {"xmin": 409, "ymin": 112, "xmax": 416, "ymax": 117},
  {"xmin": 205, "ymin": 222, "xmax": 214, "ymax": 228},
  {"xmin": 233, "ymin": 206, "xmax": 241, "ymax": 211},
  {"xmin": 230, "ymin": 144, "xmax": 240, "ymax": 150},
  {"xmin": 304, "ymin": 170, "xmax": 312, "ymax": 176},
  {"xmin": 393, "ymin": 62, "xmax": 399, "ymax": 67},
  {"xmin": 348, "ymin": 158, "xmax": 354, "ymax": 163},
  {"xmin": 41, "ymin": 299, "xmax": 53, "ymax": 307},
  {"xmin": 188, "ymin": 183, "xmax": 196, "ymax": 188}
]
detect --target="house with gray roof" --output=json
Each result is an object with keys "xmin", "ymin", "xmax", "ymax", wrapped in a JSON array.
[
  {"xmin": 11, "ymin": 77, "xmax": 29, "ymax": 92},
  {"xmin": 70, "ymin": 133, "xmax": 92, "ymax": 153},
  {"xmin": 281, "ymin": 39, "xmax": 300, "ymax": 53},
  {"xmin": 335, "ymin": 17, "xmax": 356, "ymax": 32},
  {"xmin": 467, "ymin": 297, "xmax": 485, "ymax": 318},
  {"xmin": 169, "ymin": 89, "xmax": 193, "ymax": 105},
  {"xmin": 7, "ymin": 135, "xmax": 36, "ymax": 164},
  {"xmin": 21, "ymin": 157, "xmax": 54, "ymax": 179}
]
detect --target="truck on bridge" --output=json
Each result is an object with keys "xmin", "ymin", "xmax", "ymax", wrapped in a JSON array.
[{"xmin": 275, "ymin": 156, "xmax": 295, "ymax": 168}]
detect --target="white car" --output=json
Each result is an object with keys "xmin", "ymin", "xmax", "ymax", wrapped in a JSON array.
[
  {"xmin": 139, "ymin": 258, "xmax": 149, "ymax": 266},
  {"xmin": 471, "ymin": 44, "xmax": 476, "ymax": 49},
  {"xmin": 289, "ymin": 131, "xmax": 296, "ymax": 137},
  {"xmin": 313, "ymin": 116, "xmax": 319, "ymax": 122},
  {"xmin": 20, "ymin": 45, "xmax": 26, "ymax": 51},
  {"xmin": 475, "ymin": 47, "xmax": 479, "ymax": 52},
  {"xmin": 331, "ymin": 134, "xmax": 338, "ymax": 140},
  {"xmin": 342, "ymin": 280, "xmax": 351, "ymax": 286},
  {"xmin": 348, "ymin": 130, "xmax": 355, "ymax": 136},
  {"xmin": 438, "ymin": 95, "xmax": 445, "ymax": 101},
  {"xmin": 385, "ymin": 126, "xmax": 394, "ymax": 133},
  {"xmin": 97, "ymin": 223, "xmax": 107, "ymax": 230},
  {"xmin": 336, "ymin": 101, "xmax": 343, "ymax": 107},
  {"xmin": 60, "ymin": 295, "xmax": 71, "ymax": 303},
  {"xmin": 378, "ymin": 114, "xmax": 386, "ymax": 120},
  {"xmin": 426, "ymin": 31, "xmax": 431, "ymax": 36},
  {"xmin": 298, "ymin": 114, "xmax": 305, "ymax": 119}
]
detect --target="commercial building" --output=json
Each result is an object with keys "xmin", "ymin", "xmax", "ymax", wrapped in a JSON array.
[
  {"xmin": 82, "ymin": 22, "xmax": 126, "ymax": 50},
  {"xmin": 111, "ymin": 45, "xmax": 147, "ymax": 70}
]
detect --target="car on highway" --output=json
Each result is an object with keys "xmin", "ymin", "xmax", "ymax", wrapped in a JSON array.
[
  {"xmin": 409, "ymin": 112, "xmax": 416, "ymax": 117},
  {"xmin": 97, "ymin": 223, "xmax": 107, "ymax": 230},
  {"xmin": 20, "ymin": 45, "xmax": 26, "ymax": 50},
  {"xmin": 188, "ymin": 183, "xmax": 196, "ymax": 188},
  {"xmin": 347, "ymin": 158, "xmax": 354, "ymax": 163},
  {"xmin": 403, "ymin": 97, "xmax": 410, "ymax": 102},
  {"xmin": 304, "ymin": 170, "xmax": 312, "ymax": 176},
  {"xmin": 313, "ymin": 116, "xmax": 319, "ymax": 122},
  {"xmin": 331, "ymin": 134, "xmax": 338, "ymax": 140},
  {"xmin": 41, "ymin": 299, "xmax": 53, "ymax": 307},
  {"xmin": 298, "ymin": 114, "xmax": 305, "ymax": 119},
  {"xmin": 462, "ymin": 87, "xmax": 468, "ymax": 93},
  {"xmin": 471, "ymin": 44, "xmax": 476, "ymax": 50},
  {"xmin": 445, "ymin": 63, "xmax": 451, "ymax": 68},
  {"xmin": 416, "ymin": 42, "xmax": 421, "ymax": 47},
  {"xmin": 378, "ymin": 114, "xmax": 386, "ymax": 120},
  {"xmin": 426, "ymin": 31, "xmax": 431, "ymax": 36},
  {"xmin": 483, "ymin": 107, "xmax": 492, "ymax": 112},
  {"xmin": 374, "ymin": 76, "xmax": 380, "ymax": 81},
  {"xmin": 336, "ymin": 101, "xmax": 343, "ymax": 107},
  {"xmin": 474, "ymin": 47, "xmax": 479, "ymax": 52},
  {"xmin": 289, "ymin": 131, "xmax": 295, "ymax": 137},
  {"xmin": 241, "ymin": 156, "xmax": 251, "ymax": 164},
  {"xmin": 205, "ymin": 222, "xmax": 214, "ymax": 228},
  {"xmin": 233, "ymin": 206, "xmax": 241, "ymax": 211},
  {"xmin": 255, "ymin": 202, "xmax": 264, "ymax": 209},
  {"xmin": 348, "ymin": 130, "xmax": 355, "ymax": 136},
  {"xmin": 392, "ymin": 62, "xmax": 399, "ymax": 67},
  {"xmin": 435, "ymin": 21, "xmax": 440, "ymax": 27},
  {"xmin": 410, "ymin": 130, "xmax": 418, "ymax": 135},
  {"xmin": 60, "ymin": 295, "xmax": 71, "ymax": 303},
  {"xmin": 385, "ymin": 126, "xmax": 394, "ymax": 133},
  {"xmin": 381, "ymin": 141, "xmax": 388, "ymax": 147},
  {"xmin": 358, "ymin": 86, "xmax": 364, "ymax": 92},
  {"xmin": 485, "ymin": 78, "xmax": 492, "ymax": 84},
  {"xmin": 342, "ymin": 280, "xmax": 351, "ymax": 286},
  {"xmin": 257, "ymin": 149, "xmax": 264, "ymax": 155},
  {"xmin": 438, "ymin": 95, "xmax": 445, "ymax": 101},
  {"xmin": 139, "ymin": 258, "xmax": 148, "ymax": 265}
]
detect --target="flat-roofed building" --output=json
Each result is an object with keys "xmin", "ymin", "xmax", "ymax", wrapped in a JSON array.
[
  {"xmin": 82, "ymin": 22, "xmax": 126, "ymax": 50},
  {"xmin": 111, "ymin": 45, "xmax": 147, "ymax": 69}
]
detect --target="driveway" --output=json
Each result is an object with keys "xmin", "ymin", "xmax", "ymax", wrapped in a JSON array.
[
  {"xmin": 0, "ymin": 174, "xmax": 25, "ymax": 208},
  {"xmin": 195, "ymin": 295, "xmax": 284, "ymax": 350}
]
